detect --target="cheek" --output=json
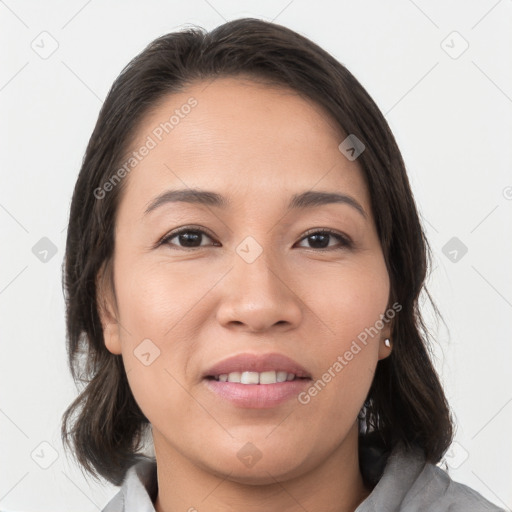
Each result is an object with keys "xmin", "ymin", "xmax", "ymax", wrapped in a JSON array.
[
  {"xmin": 111, "ymin": 256, "xmax": 220, "ymax": 425},
  {"xmin": 114, "ymin": 256, "xmax": 215, "ymax": 340},
  {"xmin": 297, "ymin": 256, "xmax": 389, "ymax": 410},
  {"xmin": 299, "ymin": 256, "xmax": 390, "ymax": 342}
]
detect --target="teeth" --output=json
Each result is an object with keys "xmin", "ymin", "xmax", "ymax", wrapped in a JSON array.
[
  {"xmin": 276, "ymin": 371, "xmax": 288, "ymax": 383},
  {"xmin": 241, "ymin": 371, "xmax": 259, "ymax": 384},
  {"xmin": 216, "ymin": 371, "xmax": 298, "ymax": 384},
  {"xmin": 227, "ymin": 372, "xmax": 241, "ymax": 383},
  {"xmin": 259, "ymin": 371, "xmax": 277, "ymax": 384}
]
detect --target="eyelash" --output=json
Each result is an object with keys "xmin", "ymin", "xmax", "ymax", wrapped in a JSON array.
[{"xmin": 158, "ymin": 226, "xmax": 353, "ymax": 251}]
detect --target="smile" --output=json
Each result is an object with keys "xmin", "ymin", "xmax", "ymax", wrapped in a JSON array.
[{"xmin": 211, "ymin": 370, "xmax": 302, "ymax": 384}]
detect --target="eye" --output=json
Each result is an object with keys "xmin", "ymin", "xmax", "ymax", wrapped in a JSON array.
[
  {"xmin": 295, "ymin": 229, "xmax": 353, "ymax": 250},
  {"xmin": 158, "ymin": 226, "xmax": 352, "ymax": 251},
  {"xmin": 159, "ymin": 227, "xmax": 219, "ymax": 250}
]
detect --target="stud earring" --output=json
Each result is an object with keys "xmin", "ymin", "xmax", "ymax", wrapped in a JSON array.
[{"xmin": 384, "ymin": 338, "xmax": 391, "ymax": 348}]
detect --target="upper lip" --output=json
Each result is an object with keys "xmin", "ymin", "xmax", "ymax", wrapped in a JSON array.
[{"xmin": 203, "ymin": 352, "xmax": 312, "ymax": 379}]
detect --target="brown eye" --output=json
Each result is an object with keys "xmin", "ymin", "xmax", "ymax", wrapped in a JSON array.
[
  {"xmin": 160, "ymin": 228, "xmax": 219, "ymax": 249},
  {"xmin": 296, "ymin": 229, "xmax": 353, "ymax": 250}
]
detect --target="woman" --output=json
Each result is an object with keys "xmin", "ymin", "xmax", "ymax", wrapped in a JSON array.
[{"xmin": 61, "ymin": 18, "xmax": 505, "ymax": 511}]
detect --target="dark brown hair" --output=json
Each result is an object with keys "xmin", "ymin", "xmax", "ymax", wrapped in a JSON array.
[{"xmin": 61, "ymin": 17, "xmax": 454, "ymax": 487}]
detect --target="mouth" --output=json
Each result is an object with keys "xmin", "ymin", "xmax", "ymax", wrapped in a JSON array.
[
  {"xmin": 205, "ymin": 370, "xmax": 309, "ymax": 384},
  {"xmin": 202, "ymin": 353, "xmax": 312, "ymax": 408},
  {"xmin": 203, "ymin": 352, "xmax": 312, "ymax": 380}
]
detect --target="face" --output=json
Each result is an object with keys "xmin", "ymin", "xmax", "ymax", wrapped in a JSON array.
[{"xmin": 98, "ymin": 76, "xmax": 391, "ymax": 484}]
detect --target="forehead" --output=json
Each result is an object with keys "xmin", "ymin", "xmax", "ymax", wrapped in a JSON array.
[{"xmin": 118, "ymin": 76, "xmax": 370, "ymax": 219}]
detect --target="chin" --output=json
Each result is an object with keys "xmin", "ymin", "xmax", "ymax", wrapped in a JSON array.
[
  {"xmin": 208, "ymin": 457, "xmax": 307, "ymax": 486},
  {"xmin": 195, "ymin": 441, "xmax": 313, "ymax": 485}
]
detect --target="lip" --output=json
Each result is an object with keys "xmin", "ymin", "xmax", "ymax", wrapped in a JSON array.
[
  {"xmin": 204, "ymin": 379, "xmax": 311, "ymax": 408},
  {"xmin": 202, "ymin": 352, "xmax": 312, "ymax": 409},
  {"xmin": 203, "ymin": 352, "xmax": 312, "ymax": 379}
]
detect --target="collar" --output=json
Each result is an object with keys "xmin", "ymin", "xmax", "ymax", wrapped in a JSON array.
[{"xmin": 102, "ymin": 441, "xmax": 493, "ymax": 512}]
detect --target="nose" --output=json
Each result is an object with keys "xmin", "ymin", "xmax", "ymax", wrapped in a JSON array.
[{"xmin": 215, "ymin": 250, "xmax": 303, "ymax": 333}]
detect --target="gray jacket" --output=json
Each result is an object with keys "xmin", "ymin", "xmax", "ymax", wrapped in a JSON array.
[{"xmin": 101, "ymin": 443, "xmax": 506, "ymax": 511}]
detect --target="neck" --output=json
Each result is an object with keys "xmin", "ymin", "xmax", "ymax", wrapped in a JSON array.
[{"xmin": 153, "ymin": 424, "xmax": 371, "ymax": 512}]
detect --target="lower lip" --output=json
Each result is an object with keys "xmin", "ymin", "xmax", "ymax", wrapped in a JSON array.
[{"xmin": 203, "ymin": 378, "xmax": 311, "ymax": 409}]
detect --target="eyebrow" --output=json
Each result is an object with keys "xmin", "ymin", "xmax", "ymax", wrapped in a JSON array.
[{"xmin": 144, "ymin": 188, "xmax": 367, "ymax": 218}]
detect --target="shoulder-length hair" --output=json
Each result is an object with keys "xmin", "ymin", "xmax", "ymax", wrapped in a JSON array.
[{"xmin": 61, "ymin": 17, "xmax": 453, "ymax": 486}]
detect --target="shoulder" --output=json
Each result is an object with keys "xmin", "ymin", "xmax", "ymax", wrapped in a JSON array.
[
  {"xmin": 358, "ymin": 442, "xmax": 506, "ymax": 511},
  {"xmin": 101, "ymin": 457, "xmax": 157, "ymax": 512},
  {"xmin": 408, "ymin": 462, "xmax": 506, "ymax": 511}
]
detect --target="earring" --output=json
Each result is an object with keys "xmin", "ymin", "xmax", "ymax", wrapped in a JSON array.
[{"xmin": 384, "ymin": 338, "xmax": 391, "ymax": 348}]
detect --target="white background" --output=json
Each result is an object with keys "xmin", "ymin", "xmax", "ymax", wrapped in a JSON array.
[{"xmin": 1, "ymin": 0, "xmax": 511, "ymax": 510}]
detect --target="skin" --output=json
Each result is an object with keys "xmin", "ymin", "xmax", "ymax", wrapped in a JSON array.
[{"xmin": 98, "ymin": 76, "xmax": 392, "ymax": 512}]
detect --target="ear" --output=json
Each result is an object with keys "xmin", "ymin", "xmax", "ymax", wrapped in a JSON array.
[
  {"xmin": 96, "ymin": 261, "xmax": 122, "ymax": 355},
  {"xmin": 377, "ymin": 319, "xmax": 393, "ymax": 361}
]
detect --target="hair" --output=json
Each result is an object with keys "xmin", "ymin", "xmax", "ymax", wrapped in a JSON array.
[{"xmin": 61, "ymin": 17, "xmax": 454, "ymax": 487}]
